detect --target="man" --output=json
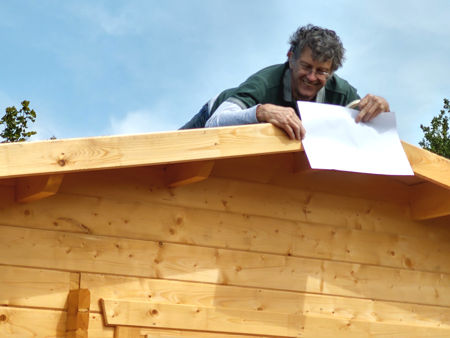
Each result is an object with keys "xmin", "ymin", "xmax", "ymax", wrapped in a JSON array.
[{"xmin": 181, "ymin": 24, "xmax": 389, "ymax": 140}]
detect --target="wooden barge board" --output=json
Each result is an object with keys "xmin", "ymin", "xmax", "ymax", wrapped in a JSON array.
[{"xmin": 0, "ymin": 124, "xmax": 448, "ymax": 189}]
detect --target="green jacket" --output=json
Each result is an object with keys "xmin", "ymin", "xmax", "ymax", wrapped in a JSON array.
[{"xmin": 181, "ymin": 62, "xmax": 360, "ymax": 129}]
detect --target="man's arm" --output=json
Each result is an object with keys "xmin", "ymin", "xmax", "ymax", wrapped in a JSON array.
[
  {"xmin": 205, "ymin": 100, "xmax": 258, "ymax": 127},
  {"xmin": 206, "ymin": 99, "xmax": 305, "ymax": 141}
]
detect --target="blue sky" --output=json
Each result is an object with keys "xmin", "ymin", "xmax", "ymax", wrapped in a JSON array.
[{"xmin": 0, "ymin": 1, "xmax": 449, "ymax": 145}]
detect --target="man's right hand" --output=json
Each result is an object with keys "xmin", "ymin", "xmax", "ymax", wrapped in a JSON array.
[{"xmin": 256, "ymin": 103, "xmax": 306, "ymax": 141}]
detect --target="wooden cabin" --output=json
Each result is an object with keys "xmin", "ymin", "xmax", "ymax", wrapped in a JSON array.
[{"xmin": 0, "ymin": 123, "xmax": 449, "ymax": 337}]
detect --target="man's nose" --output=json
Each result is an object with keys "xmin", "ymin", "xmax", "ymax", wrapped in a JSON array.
[{"xmin": 306, "ymin": 71, "xmax": 318, "ymax": 82}]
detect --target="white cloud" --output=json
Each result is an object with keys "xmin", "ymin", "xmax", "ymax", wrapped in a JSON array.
[
  {"xmin": 70, "ymin": 2, "xmax": 145, "ymax": 36},
  {"xmin": 366, "ymin": 0, "xmax": 450, "ymax": 37},
  {"xmin": 107, "ymin": 109, "xmax": 178, "ymax": 136}
]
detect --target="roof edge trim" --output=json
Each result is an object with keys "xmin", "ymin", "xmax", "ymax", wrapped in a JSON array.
[
  {"xmin": 401, "ymin": 141, "xmax": 450, "ymax": 189},
  {"xmin": 0, "ymin": 124, "xmax": 302, "ymax": 179}
]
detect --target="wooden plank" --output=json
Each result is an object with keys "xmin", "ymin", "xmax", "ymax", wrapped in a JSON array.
[
  {"xmin": 2, "ymin": 192, "xmax": 449, "ymax": 274},
  {"xmin": 0, "ymin": 178, "xmax": 15, "ymax": 186},
  {"xmin": 114, "ymin": 323, "xmax": 450, "ymax": 338},
  {"xmin": 0, "ymin": 265, "xmax": 77, "ymax": 309},
  {"xmin": 101, "ymin": 298, "xmax": 299, "ymax": 337},
  {"xmin": 0, "ymin": 306, "xmax": 66, "ymax": 337},
  {"xmin": 212, "ymin": 153, "xmax": 295, "ymax": 184},
  {"xmin": 293, "ymin": 151, "xmax": 312, "ymax": 173},
  {"xmin": 164, "ymin": 161, "xmax": 214, "ymax": 188},
  {"xmin": 90, "ymin": 312, "xmax": 114, "ymax": 338},
  {"xmin": 15, "ymin": 174, "xmax": 64, "ymax": 203},
  {"xmin": 0, "ymin": 184, "xmax": 14, "ymax": 205},
  {"xmin": 410, "ymin": 182, "xmax": 450, "ymax": 220},
  {"xmin": 114, "ymin": 326, "xmax": 273, "ymax": 338},
  {"xmin": 0, "ymin": 124, "xmax": 301, "ymax": 179},
  {"xmin": 83, "ymin": 273, "xmax": 450, "ymax": 329},
  {"xmin": 402, "ymin": 141, "xmax": 450, "ymax": 189},
  {"xmin": 275, "ymin": 166, "xmax": 412, "ymax": 204},
  {"xmin": 0, "ymin": 125, "xmax": 447, "ymax": 189},
  {"xmin": 298, "ymin": 315, "xmax": 450, "ymax": 338},
  {"xmin": 59, "ymin": 172, "xmax": 446, "ymax": 241},
  {"xmin": 1, "ymin": 225, "xmax": 449, "ymax": 306},
  {"xmin": 0, "ymin": 305, "xmax": 447, "ymax": 338},
  {"xmin": 212, "ymin": 154, "xmax": 435, "ymax": 212},
  {"xmin": 66, "ymin": 289, "xmax": 90, "ymax": 336},
  {"xmin": 104, "ymin": 300, "xmax": 450, "ymax": 338},
  {"xmin": 67, "ymin": 329, "xmax": 88, "ymax": 338},
  {"xmin": 116, "ymin": 317, "xmax": 450, "ymax": 338}
]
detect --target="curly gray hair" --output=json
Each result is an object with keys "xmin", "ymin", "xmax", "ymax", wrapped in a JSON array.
[{"xmin": 289, "ymin": 24, "xmax": 345, "ymax": 72}]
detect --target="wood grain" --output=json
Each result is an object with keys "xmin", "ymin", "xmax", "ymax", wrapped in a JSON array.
[
  {"xmin": 15, "ymin": 174, "xmax": 64, "ymax": 203},
  {"xmin": 114, "ymin": 326, "xmax": 272, "ymax": 338},
  {"xmin": 164, "ymin": 161, "xmax": 214, "ymax": 188},
  {"xmin": 410, "ymin": 182, "xmax": 450, "ymax": 220},
  {"xmin": 402, "ymin": 141, "xmax": 450, "ymax": 189},
  {"xmin": 0, "ymin": 306, "xmax": 66, "ymax": 337},
  {"xmin": 1, "ymin": 225, "xmax": 449, "ymax": 306},
  {"xmin": 113, "ymin": 323, "xmax": 450, "ymax": 338},
  {"xmin": 101, "ymin": 298, "xmax": 299, "ymax": 337},
  {"xmin": 0, "ymin": 265, "xmax": 76, "ymax": 309},
  {"xmin": 84, "ymin": 273, "xmax": 450, "ymax": 329},
  {"xmin": 1, "ymin": 192, "xmax": 448, "ymax": 274},
  {"xmin": 0, "ymin": 124, "xmax": 301, "ymax": 179},
  {"xmin": 89, "ymin": 313, "xmax": 114, "ymax": 338},
  {"xmin": 59, "ymin": 172, "xmax": 444, "ymax": 240}
]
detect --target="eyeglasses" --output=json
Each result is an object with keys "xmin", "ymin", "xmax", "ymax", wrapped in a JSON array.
[{"xmin": 297, "ymin": 62, "xmax": 330, "ymax": 80}]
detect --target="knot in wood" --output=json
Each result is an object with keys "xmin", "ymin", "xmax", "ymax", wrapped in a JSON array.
[
  {"xmin": 57, "ymin": 152, "xmax": 68, "ymax": 166},
  {"xmin": 0, "ymin": 314, "xmax": 6, "ymax": 321}
]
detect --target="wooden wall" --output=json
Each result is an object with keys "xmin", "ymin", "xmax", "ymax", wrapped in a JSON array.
[{"xmin": 0, "ymin": 153, "xmax": 449, "ymax": 337}]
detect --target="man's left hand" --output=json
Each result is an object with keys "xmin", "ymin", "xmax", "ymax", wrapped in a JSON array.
[{"xmin": 356, "ymin": 94, "xmax": 390, "ymax": 123}]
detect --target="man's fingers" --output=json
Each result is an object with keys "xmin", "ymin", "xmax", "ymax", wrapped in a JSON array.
[
  {"xmin": 356, "ymin": 94, "xmax": 389, "ymax": 123},
  {"xmin": 288, "ymin": 116, "xmax": 302, "ymax": 141},
  {"xmin": 268, "ymin": 117, "xmax": 295, "ymax": 140},
  {"xmin": 282, "ymin": 119, "xmax": 301, "ymax": 140},
  {"xmin": 300, "ymin": 122, "xmax": 306, "ymax": 140},
  {"xmin": 258, "ymin": 104, "xmax": 305, "ymax": 140},
  {"xmin": 295, "ymin": 125, "xmax": 303, "ymax": 141},
  {"xmin": 275, "ymin": 118, "xmax": 302, "ymax": 140},
  {"xmin": 362, "ymin": 102, "xmax": 378, "ymax": 122},
  {"xmin": 286, "ymin": 125, "xmax": 297, "ymax": 140},
  {"xmin": 356, "ymin": 108, "xmax": 367, "ymax": 123},
  {"xmin": 277, "ymin": 122, "xmax": 295, "ymax": 140}
]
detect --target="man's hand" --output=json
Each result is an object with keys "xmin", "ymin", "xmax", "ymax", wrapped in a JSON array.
[
  {"xmin": 256, "ymin": 103, "xmax": 306, "ymax": 140},
  {"xmin": 356, "ymin": 94, "xmax": 390, "ymax": 123}
]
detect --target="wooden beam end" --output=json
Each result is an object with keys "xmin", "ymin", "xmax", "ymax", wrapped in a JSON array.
[{"xmin": 15, "ymin": 174, "xmax": 64, "ymax": 203}]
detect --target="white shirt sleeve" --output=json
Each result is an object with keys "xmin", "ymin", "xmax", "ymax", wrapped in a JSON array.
[{"xmin": 205, "ymin": 100, "xmax": 259, "ymax": 128}]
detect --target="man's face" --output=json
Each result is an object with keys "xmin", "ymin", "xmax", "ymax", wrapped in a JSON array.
[{"xmin": 290, "ymin": 47, "xmax": 332, "ymax": 101}]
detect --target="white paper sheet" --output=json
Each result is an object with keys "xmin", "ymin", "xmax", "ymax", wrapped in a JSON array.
[{"xmin": 298, "ymin": 101, "xmax": 414, "ymax": 175}]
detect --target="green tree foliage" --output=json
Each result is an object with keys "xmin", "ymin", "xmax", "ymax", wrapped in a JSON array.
[
  {"xmin": 0, "ymin": 100, "xmax": 37, "ymax": 143},
  {"xmin": 419, "ymin": 98, "xmax": 450, "ymax": 159}
]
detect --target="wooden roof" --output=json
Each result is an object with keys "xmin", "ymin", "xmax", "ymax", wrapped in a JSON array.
[
  {"xmin": 0, "ymin": 123, "xmax": 449, "ymax": 220},
  {"xmin": 0, "ymin": 124, "xmax": 300, "ymax": 179},
  {"xmin": 0, "ymin": 124, "xmax": 448, "ymax": 184}
]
